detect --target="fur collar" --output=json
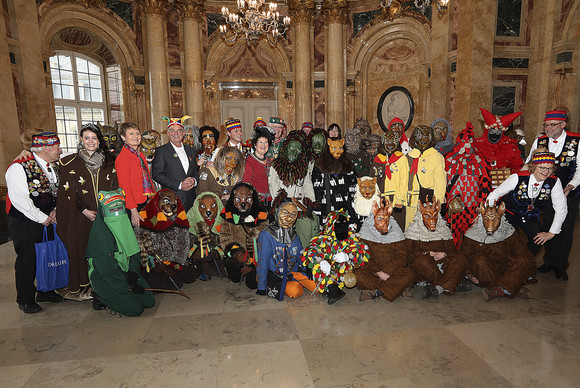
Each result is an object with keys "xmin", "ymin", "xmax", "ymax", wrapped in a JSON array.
[
  {"xmin": 353, "ymin": 187, "xmax": 380, "ymax": 217},
  {"xmin": 404, "ymin": 211, "xmax": 452, "ymax": 241},
  {"xmin": 314, "ymin": 152, "xmax": 353, "ymax": 174},
  {"xmin": 359, "ymin": 215, "xmax": 405, "ymax": 244},
  {"xmin": 464, "ymin": 214, "xmax": 515, "ymax": 244}
]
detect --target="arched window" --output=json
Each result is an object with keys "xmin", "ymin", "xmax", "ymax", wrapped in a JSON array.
[{"xmin": 49, "ymin": 51, "xmax": 107, "ymax": 153}]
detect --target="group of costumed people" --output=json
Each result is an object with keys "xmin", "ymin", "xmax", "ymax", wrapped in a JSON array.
[{"xmin": 7, "ymin": 106, "xmax": 577, "ymax": 316}]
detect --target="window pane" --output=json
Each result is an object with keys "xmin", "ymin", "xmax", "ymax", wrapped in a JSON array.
[
  {"xmin": 52, "ymin": 84, "xmax": 62, "ymax": 99},
  {"xmin": 92, "ymin": 108, "xmax": 104, "ymax": 123},
  {"xmin": 88, "ymin": 61, "xmax": 100, "ymax": 74},
  {"xmin": 61, "ymin": 85, "xmax": 75, "ymax": 100},
  {"xmin": 89, "ymin": 74, "xmax": 101, "ymax": 89},
  {"xmin": 79, "ymin": 86, "xmax": 91, "ymax": 101},
  {"xmin": 77, "ymin": 72, "xmax": 89, "ymax": 88},
  {"xmin": 59, "ymin": 55, "xmax": 72, "ymax": 71},
  {"xmin": 76, "ymin": 57, "xmax": 88, "ymax": 73},
  {"xmin": 49, "ymin": 56, "xmax": 59, "ymax": 70},
  {"xmin": 64, "ymin": 106, "xmax": 77, "ymax": 120},
  {"xmin": 60, "ymin": 70, "xmax": 74, "ymax": 86},
  {"xmin": 54, "ymin": 106, "xmax": 65, "ymax": 120},
  {"xmin": 50, "ymin": 69, "xmax": 61, "ymax": 84},
  {"xmin": 91, "ymin": 88, "xmax": 102, "ymax": 102}
]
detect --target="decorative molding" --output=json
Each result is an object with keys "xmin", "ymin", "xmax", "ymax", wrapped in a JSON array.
[
  {"xmin": 322, "ymin": 0, "xmax": 349, "ymax": 24},
  {"xmin": 70, "ymin": 0, "xmax": 106, "ymax": 9},
  {"xmin": 176, "ymin": 0, "xmax": 205, "ymax": 21},
  {"xmin": 288, "ymin": 0, "xmax": 316, "ymax": 24},
  {"xmin": 136, "ymin": 0, "xmax": 168, "ymax": 15}
]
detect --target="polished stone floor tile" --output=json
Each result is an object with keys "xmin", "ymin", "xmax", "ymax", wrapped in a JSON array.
[
  {"xmin": 217, "ymin": 340, "xmax": 314, "ymax": 388},
  {"xmin": 0, "ymin": 216, "xmax": 578, "ymax": 387}
]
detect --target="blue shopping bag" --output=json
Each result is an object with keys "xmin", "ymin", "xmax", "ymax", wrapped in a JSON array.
[{"xmin": 35, "ymin": 224, "xmax": 69, "ymax": 292}]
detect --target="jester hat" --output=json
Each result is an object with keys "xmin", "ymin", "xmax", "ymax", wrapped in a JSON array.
[
  {"xmin": 161, "ymin": 115, "xmax": 191, "ymax": 130},
  {"xmin": 480, "ymin": 108, "xmax": 522, "ymax": 132}
]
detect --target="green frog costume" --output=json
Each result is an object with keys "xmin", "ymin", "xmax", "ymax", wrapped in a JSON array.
[{"xmin": 86, "ymin": 188, "xmax": 155, "ymax": 316}]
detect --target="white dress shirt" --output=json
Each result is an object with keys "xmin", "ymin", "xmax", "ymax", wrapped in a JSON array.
[
  {"xmin": 487, "ymin": 173, "xmax": 568, "ymax": 234},
  {"xmin": 5, "ymin": 153, "xmax": 56, "ymax": 223}
]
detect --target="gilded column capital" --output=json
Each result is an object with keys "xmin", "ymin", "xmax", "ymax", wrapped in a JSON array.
[
  {"xmin": 322, "ymin": 0, "xmax": 349, "ymax": 24},
  {"xmin": 288, "ymin": 0, "xmax": 315, "ymax": 24},
  {"xmin": 137, "ymin": 0, "xmax": 168, "ymax": 15},
  {"xmin": 176, "ymin": 0, "xmax": 205, "ymax": 21},
  {"xmin": 69, "ymin": 0, "xmax": 106, "ymax": 8}
]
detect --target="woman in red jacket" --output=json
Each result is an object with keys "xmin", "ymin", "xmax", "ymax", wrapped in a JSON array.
[{"xmin": 115, "ymin": 122, "xmax": 156, "ymax": 227}]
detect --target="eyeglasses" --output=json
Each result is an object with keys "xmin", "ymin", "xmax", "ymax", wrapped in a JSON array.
[
  {"xmin": 537, "ymin": 166, "xmax": 554, "ymax": 172},
  {"xmin": 543, "ymin": 122, "xmax": 563, "ymax": 129}
]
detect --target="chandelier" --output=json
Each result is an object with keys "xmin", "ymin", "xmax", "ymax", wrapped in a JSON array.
[
  {"xmin": 380, "ymin": 0, "xmax": 449, "ymax": 17},
  {"xmin": 220, "ymin": 1, "xmax": 291, "ymax": 46}
]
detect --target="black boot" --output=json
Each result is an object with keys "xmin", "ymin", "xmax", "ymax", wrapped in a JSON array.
[
  {"xmin": 327, "ymin": 284, "xmax": 346, "ymax": 305},
  {"xmin": 92, "ymin": 291, "xmax": 107, "ymax": 311}
]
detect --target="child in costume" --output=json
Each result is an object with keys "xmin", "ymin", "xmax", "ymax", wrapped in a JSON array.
[
  {"xmin": 86, "ymin": 188, "xmax": 155, "ymax": 316},
  {"xmin": 256, "ymin": 201, "xmax": 315, "ymax": 299}
]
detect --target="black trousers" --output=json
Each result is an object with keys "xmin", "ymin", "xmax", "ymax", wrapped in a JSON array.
[
  {"xmin": 8, "ymin": 216, "xmax": 51, "ymax": 304},
  {"xmin": 542, "ymin": 195, "xmax": 580, "ymax": 272},
  {"xmin": 506, "ymin": 217, "xmax": 545, "ymax": 256}
]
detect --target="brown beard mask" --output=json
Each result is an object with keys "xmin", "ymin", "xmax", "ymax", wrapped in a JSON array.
[
  {"xmin": 372, "ymin": 197, "xmax": 393, "ymax": 235},
  {"xmin": 432, "ymin": 121, "xmax": 448, "ymax": 143},
  {"xmin": 327, "ymin": 138, "xmax": 345, "ymax": 159},
  {"xmin": 233, "ymin": 186, "xmax": 254, "ymax": 214},
  {"xmin": 353, "ymin": 117, "xmax": 372, "ymax": 138},
  {"xmin": 418, "ymin": 199, "xmax": 441, "ymax": 232},
  {"xmin": 381, "ymin": 130, "xmax": 401, "ymax": 154},
  {"xmin": 159, "ymin": 190, "xmax": 179, "ymax": 217},
  {"xmin": 412, "ymin": 125, "xmax": 434, "ymax": 153},
  {"xmin": 198, "ymin": 194, "xmax": 218, "ymax": 221},
  {"xmin": 358, "ymin": 177, "xmax": 377, "ymax": 199},
  {"xmin": 479, "ymin": 201, "xmax": 506, "ymax": 236}
]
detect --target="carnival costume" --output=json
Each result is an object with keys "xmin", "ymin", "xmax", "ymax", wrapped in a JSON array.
[
  {"xmin": 443, "ymin": 123, "xmax": 493, "ymax": 248},
  {"xmin": 86, "ymin": 189, "xmax": 155, "ymax": 316},
  {"xmin": 256, "ymin": 203, "xmax": 315, "ymax": 299},
  {"xmin": 431, "ymin": 118, "xmax": 454, "ymax": 156},
  {"xmin": 301, "ymin": 210, "xmax": 369, "ymax": 304}
]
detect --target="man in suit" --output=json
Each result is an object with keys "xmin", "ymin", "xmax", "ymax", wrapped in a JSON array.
[{"xmin": 152, "ymin": 117, "xmax": 199, "ymax": 211}]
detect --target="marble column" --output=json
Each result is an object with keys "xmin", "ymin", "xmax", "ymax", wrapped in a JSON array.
[
  {"xmin": 526, "ymin": 0, "xmax": 558, "ymax": 140},
  {"xmin": 324, "ymin": 0, "xmax": 348, "ymax": 129},
  {"xmin": 177, "ymin": 0, "xmax": 205, "ymax": 126},
  {"xmin": 289, "ymin": 0, "xmax": 315, "ymax": 127},
  {"xmin": 0, "ymin": 12, "xmax": 22, "ymax": 181},
  {"xmin": 429, "ymin": 4, "xmax": 451, "ymax": 122},
  {"xmin": 13, "ymin": 0, "xmax": 53, "ymax": 130},
  {"xmin": 139, "ymin": 0, "xmax": 170, "ymax": 130},
  {"xmin": 454, "ymin": 0, "xmax": 497, "ymax": 134}
]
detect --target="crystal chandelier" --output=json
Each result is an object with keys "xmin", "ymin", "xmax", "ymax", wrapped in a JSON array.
[{"xmin": 220, "ymin": 1, "xmax": 291, "ymax": 46}]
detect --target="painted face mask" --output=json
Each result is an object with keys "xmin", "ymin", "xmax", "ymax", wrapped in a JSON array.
[
  {"xmin": 344, "ymin": 128, "xmax": 362, "ymax": 154},
  {"xmin": 99, "ymin": 122, "xmax": 121, "ymax": 154},
  {"xmin": 311, "ymin": 133, "xmax": 326, "ymax": 156},
  {"xmin": 358, "ymin": 177, "xmax": 377, "ymax": 199},
  {"xmin": 487, "ymin": 127, "xmax": 503, "ymax": 144},
  {"xmin": 372, "ymin": 197, "xmax": 393, "ymax": 235},
  {"xmin": 389, "ymin": 121, "xmax": 404, "ymax": 134},
  {"xmin": 98, "ymin": 188, "xmax": 126, "ymax": 218},
  {"xmin": 365, "ymin": 135, "xmax": 381, "ymax": 157},
  {"xmin": 381, "ymin": 130, "xmax": 401, "ymax": 154},
  {"xmin": 201, "ymin": 130, "xmax": 216, "ymax": 155},
  {"xmin": 412, "ymin": 125, "xmax": 433, "ymax": 153},
  {"xmin": 183, "ymin": 130, "xmax": 195, "ymax": 147},
  {"xmin": 278, "ymin": 202, "xmax": 298, "ymax": 229},
  {"xmin": 480, "ymin": 201, "xmax": 506, "ymax": 236},
  {"xmin": 327, "ymin": 138, "xmax": 345, "ymax": 159},
  {"xmin": 418, "ymin": 200, "xmax": 441, "ymax": 232},
  {"xmin": 432, "ymin": 121, "xmax": 448, "ymax": 143},
  {"xmin": 140, "ymin": 130, "xmax": 160, "ymax": 163},
  {"xmin": 286, "ymin": 140, "xmax": 302, "ymax": 163},
  {"xmin": 224, "ymin": 151, "xmax": 239, "ymax": 175}
]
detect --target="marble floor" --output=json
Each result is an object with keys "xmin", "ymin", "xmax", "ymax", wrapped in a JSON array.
[{"xmin": 0, "ymin": 221, "xmax": 579, "ymax": 388}]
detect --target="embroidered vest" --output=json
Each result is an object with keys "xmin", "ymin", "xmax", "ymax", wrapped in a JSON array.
[
  {"xmin": 503, "ymin": 172, "xmax": 556, "ymax": 224},
  {"xmin": 537, "ymin": 132, "xmax": 579, "ymax": 196},
  {"xmin": 8, "ymin": 158, "xmax": 58, "ymax": 220}
]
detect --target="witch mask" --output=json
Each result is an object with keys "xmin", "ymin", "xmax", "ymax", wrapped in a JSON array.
[
  {"xmin": 412, "ymin": 125, "xmax": 434, "ymax": 153},
  {"xmin": 278, "ymin": 202, "xmax": 299, "ymax": 229}
]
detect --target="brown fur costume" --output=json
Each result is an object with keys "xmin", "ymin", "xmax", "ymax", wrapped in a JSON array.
[
  {"xmin": 186, "ymin": 191, "xmax": 225, "ymax": 279},
  {"xmin": 135, "ymin": 190, "xmax": 195, "ymax": 288},
  {"xmin": 220, "ymin": 182, "xmax": 269, "ymax": 262}
]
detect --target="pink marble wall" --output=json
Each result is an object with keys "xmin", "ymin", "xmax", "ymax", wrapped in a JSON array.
[
  {"xmin": 166, "ymin": 7, "xmax": 181, "ymax": 69},
  {"xmin": 313, "ymin": 14, "xmax": 325, "ymax": 72},
  {"xmin": 171, "ymin": 91, "xmax": 183, "ymax": 118},
  {"xmin": 12, "ymin": 70, "xmax": 24, "ymax": 134},
  {"xmin": 314, "ymin": 90, "xmax": 326, "ymax": 128}
]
